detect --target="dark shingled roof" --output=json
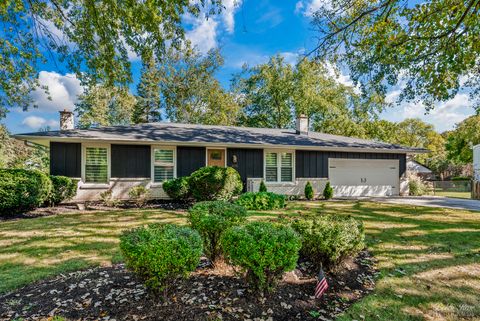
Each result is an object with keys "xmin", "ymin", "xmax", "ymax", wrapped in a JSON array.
[{"xmin": 14, "ymin": 122, "xmax": 428, "ymax": 153}]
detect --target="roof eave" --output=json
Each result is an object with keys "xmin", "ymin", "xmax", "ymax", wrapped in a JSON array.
[{"xmin": 13, "ymin": 134, "xmax": 429, "ymax": 154}]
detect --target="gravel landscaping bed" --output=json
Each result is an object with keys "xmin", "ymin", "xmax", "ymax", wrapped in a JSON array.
[{"xmin": 0, "ymin": 251, "xmax": 377, "ymax": 321}]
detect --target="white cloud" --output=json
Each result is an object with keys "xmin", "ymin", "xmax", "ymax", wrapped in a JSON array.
[
  {"xmin": 279, "ymin": 51, "xmax": 299, "ymax": 65},
  {"xmin": 381, "ymin": 93, "xmax": 475, "ymax": 132},
  {"xmin": 22, "ymin": 116, "xmax": 57, "ymax": 130},
  {"xmin": 29, "ymin": 71, "xmax": 84, "ymax": 112},
  {"xmin": 186, "ymin": 16, "xmax": 218, "ymax": 53},
  {"xmin": 185, "ymin": 0, "xmax": 241, "ymax": 53},
  {"xmin": 256, "ymin": 7, "xmax": 283, "ymax": 29},
  {"xmin": 222, "ymin": 0, "xmax": 242, "ymax": 33},
  {"xmin": 295, "ymin": 0, "xmax": 329, "ymax": 16},
  {"xmin": 324, "ymin": 62, "xmax": 360, "ymax": 93}
]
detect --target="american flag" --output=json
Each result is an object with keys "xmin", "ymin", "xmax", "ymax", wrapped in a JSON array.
[{"xmin": 314, "ymin": 267, "xmax": 328, "ymax": 299}]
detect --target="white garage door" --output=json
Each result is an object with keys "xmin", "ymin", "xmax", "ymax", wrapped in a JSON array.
[{"xmin": 329, "ymin": 158, "xmax": 399, "ymax": 197}]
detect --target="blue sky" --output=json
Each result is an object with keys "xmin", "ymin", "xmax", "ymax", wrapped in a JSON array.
[{"xmin": 3, "ymin": 0, "xmax": 476, "ymax": 134}]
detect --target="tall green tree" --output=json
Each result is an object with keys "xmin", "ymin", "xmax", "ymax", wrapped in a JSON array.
[
  {"xmin": 234, "ymin": 55, "xmax": 294, "ymax": 129},
  {"xmin": 160, "ymin": 47, "xmax": 240, "ymax": 125},
  {"xmin": 365, "ymin": 118, "xmax": 446, "ymax": 165},
  {"xmin": 233, "ymin": 56, "xmax": 378, "ymax": 133},
  {"xmin": 76, "ymin": 85, "xmax": 136, "ymax": 128},
  {"xmin": 132, "ymin": 55, "xmax": 162, "ymax": 124},
  {"xmin": 0, "ymin": 0, "xmax": 221, "ymax": 117},
  {"xmin": 0, "ymin": 124, "xmax": 49, "ymax": 171},
  {"xmin": 294, "ymin": 59, "xmax": 382, "ymax": 137},
  {"xmin": 310, "ymin": 0, "xmax": 480, "ymax": 110},
  {"xmin": 446, "ymin": 115, "xmax": 480, "ymax": 163}
]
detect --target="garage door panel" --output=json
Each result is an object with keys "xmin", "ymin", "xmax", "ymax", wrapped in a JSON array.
[
  {"xmin": 334, "ymin": 185, "xmax": 395, "ymax": 197},
  {"xmin": 329, "ymin": 159, "xmax": 399, "ymax": 197}
]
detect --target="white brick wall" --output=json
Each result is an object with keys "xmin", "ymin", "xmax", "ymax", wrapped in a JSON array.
[
  {"xmin": 72, "ymin": 179, "xmax": 169, "ymax": 202},
  {"xmin": 247, "ymin": 178, "xmax": 328, "ymax": 196}
]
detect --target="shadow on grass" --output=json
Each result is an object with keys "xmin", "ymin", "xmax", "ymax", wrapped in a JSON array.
[
  {"xmin": 0, "ymin": 208, "xmax": 186, "ymax": 293},
  {"xmin": 1, "ymin": 201, "xmax": 479, "ymax": 321},
  {"xmin": 282, "ymin": 201, "xmax": 480, "ymax": 321}
]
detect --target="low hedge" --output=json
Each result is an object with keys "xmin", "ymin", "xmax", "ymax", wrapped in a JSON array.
[
  {"xmin": 188, "ymin": 201, "xmax": 247, "ymax": 263},
  {"xmin": 188, "ymin": 166, "xmax": 243, "ymax": 201},
  {"xmin": 47, "ymin": 175, "xmax": 77, "ymax": 205},
  {"xmin": 163, "ymin": 177, "xmax": 190, "ymax": 200},
  {"xmin": 235, "ymin": 192, "xmax": 286, "ymax": 210},
  {"xmin": 221, "ymin": 221, "xmax": 301, "ymax": 292},
  {"xmin": 120, "ymin": 224, "xmax": 203, "ymax": 292},
  {"xmin": 291, "ymin": 215, "xmax": 365, "ymax": 268},
  {"xmin": 0, "ymin": 169, "xmax": 53, "ymax": 216}
]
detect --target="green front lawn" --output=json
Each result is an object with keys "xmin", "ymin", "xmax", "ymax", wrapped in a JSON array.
[
  {"xmin": 432, "ymin": 191, "xmax": 472, "ymax": 199},
  {"xmin": 1, "ymin": 201, "xmax": 479, "ymax": 321}
]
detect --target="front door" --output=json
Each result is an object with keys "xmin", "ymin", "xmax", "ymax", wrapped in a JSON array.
[{"xmin": 207, "ymin": 149, "xmax": 226, "ymax": 167}]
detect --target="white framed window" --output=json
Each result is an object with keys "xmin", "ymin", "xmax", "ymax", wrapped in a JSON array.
[
  {"xmin": 264, "ymin": 150, "xmax": 294, "ymax": 183},
  {"xmin": 82, "ymin": 144, "xmax": 110, "ymax": 184},
  {"xmin": 152, "ymin": 146, "xmax": 176, "ymax": 183}
]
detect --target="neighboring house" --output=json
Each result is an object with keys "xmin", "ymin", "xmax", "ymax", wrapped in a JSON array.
[
  {"xmin": 474, "ymin": 144, "xmax": 480, "ymax": 182},
  {"xmin": 473, "ymin": 145, "xmax": 480, "ymax": 199},
  {"xmin": 14, "ymin": 112, "xmax": 427, "ymax": 201},
  {"xmin": 407, "ymin": 158, "xmax": 434, "ymax": 180}
]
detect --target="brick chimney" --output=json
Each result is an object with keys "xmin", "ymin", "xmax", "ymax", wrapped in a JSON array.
[
  {"xmin": 59, "ymin": 109, "xmax": 74, "ymax": 130},
  {"xmin": 296, "ymin": 114, "xmax": 309, "ymax": 135}
]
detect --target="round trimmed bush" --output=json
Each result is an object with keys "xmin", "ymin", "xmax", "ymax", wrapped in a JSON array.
[
  {"xmin": 120, "ymin": 224, "xmax": 203, "ymax": 292},
  {"xmin": 163, "ymin": 177, "xmax": 190, "ymax": 200},
  {"xmin": 291, "ymin": 215, "xmax": 365, "ymax": 268},
  {"xmin": 0, "ymin": 169, "xmax": 53, "ymax": 216},
  {"xmin": 188, "ymin": 166, "xmax": 243, "ymax": 201},
  {"xmin": 188, "ymin": 201, "xmax": 247, "ymax": 262},
  {"xmin": 47, "ymin": 175, "xmax": 77, "ymax": 205},
  {"xmin": 235, "ymin": 192, "xmax": 286, "ymax": 210},
  {"xmin": 221, "ymin": 221, "xmax": 301, "ymax": 292}
]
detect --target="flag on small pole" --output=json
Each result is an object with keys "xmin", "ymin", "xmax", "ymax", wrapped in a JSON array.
[{"xmin": 314, "ymin": 267, "xmax": 328, "ymax": 299}]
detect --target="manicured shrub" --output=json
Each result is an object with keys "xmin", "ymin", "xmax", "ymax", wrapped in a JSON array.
[
  {"xmin": 235, "ymin": 192, "xmax": 286, "ymax": 210},
  {"xmin": 47, "ymin": 175, "xmax": 77, "ymax": 205},
  {"xmin": 100, "ymin": 189, "xmax": 120, "ymax": 207},
  {"xmin": 0, "ymin": 169, "xmax": 53, "ymax": 216},
  {"xmin": 291, "ymin": 215, "xmax": 365, "ymax": 268},
  {"xmin": 188, "ymin": 166, "xmax": 243, "ymax": 201},
  {"xmin": 188, "ymin": 201, "xmax": 247, "ymax": 262},
  {"xmin": 163, "ymin": 177, "xmax": 191, "ymax": 200},
  {"xmin": 221, "ymin": 222, "xmax": 301, "ymax": 292},
  {"xmin": 259, "ymin": 180, "xmax": 267, "ymax": 192},
  {"xmin": 128, "ymin": 185, "xmax": 150, "ymax": 207},
  {"xmin": 323, "ymin": 181, "xmax": 333, "ymax": 200},
  {"xmin": 120, "ymin": 224, "xmax": 203, "ymax": 292},
  {"xmin": 304, "ymin": 181, "xmax": 314, "ymax": 200}
]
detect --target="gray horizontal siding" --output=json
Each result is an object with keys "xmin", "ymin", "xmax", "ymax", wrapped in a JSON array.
[{"xmin": 296, "ymin": 151, "xmax": 406, "ymax": 178}]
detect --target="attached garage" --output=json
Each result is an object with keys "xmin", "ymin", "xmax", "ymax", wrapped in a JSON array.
[{"xmin": 329, "ymin": 158, "xmax": 400, "ymax": 197}]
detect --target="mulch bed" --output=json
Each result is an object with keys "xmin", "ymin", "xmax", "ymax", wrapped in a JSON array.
[
  {"xmin": 0, "ymin": 200, "xmax": 191, "ymax": 222},
  {"xmin": 0, "ymin": 251, "xmax": 377, "ymax": 321}
]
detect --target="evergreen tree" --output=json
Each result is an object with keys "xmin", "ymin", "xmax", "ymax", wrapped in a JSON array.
[{"xmin": 133, "ymin": 56, "xmax": 162, "ymax": 124}]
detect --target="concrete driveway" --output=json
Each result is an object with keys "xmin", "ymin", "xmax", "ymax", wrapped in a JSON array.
[{"xmin": 369, "ymin": 196, "xmax": 480, "ymax": 212}]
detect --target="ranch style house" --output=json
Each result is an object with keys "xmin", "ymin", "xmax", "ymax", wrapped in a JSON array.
[{"xmin": 14, "ymin": 111, "xmax": 427, "ymax": 202}]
